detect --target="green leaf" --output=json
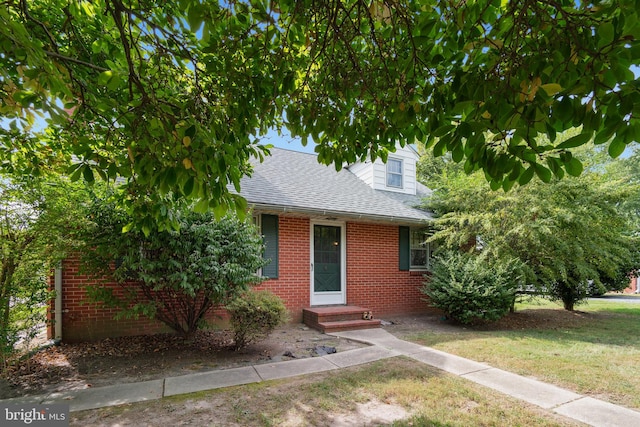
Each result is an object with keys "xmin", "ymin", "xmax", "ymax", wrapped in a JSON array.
[
  {"xmin": 122, "ymin": 222, "xmax": 135, "ymax": 233},
  {"xmin": 193, "ymin": 198, "xmax": 210, "ymax": 213},
  {"xmin": 557, "ymin": 132, "xmax": 592, "ymax": 149},
  {"xmin": 98, "ymin": 70, "xmax": 113, "ymax": 86},
  {"xmin": 82, "ymin": 165, "xmax": 95, "ymax": 183},
  {"xmin": 452, "ymin": 145, "xmax": 464, "ymax": 162},
  {"xmin": 457, "ymin": 122, "xmax": 472, "ymax": 138},
  {"xmin": 545, "ymin": 122, "xmax": 557, "ymax": 143},
  {"xmin": 433, "ymin": 124, "xmax": 455, "ymax": 137},
  {"xmin": 540, "ymin": 83, "xmax": 563, "ymax": 96},
  {"xmin": 463, "ymin": 159, "xmax": 474, "ymax": 174},
  {"xmin": 565, "ymin": 157, "xmax": 584, "ymax": 176},
  {"xmin": 165, "ymin": 167, "xmax": 177, "ymax": 187},
  {"xmin": 534, "ymin": 164, "xmax": 552, "ymax": 183},
  {"xmin": 598, "ymin": 22, "xmax": 615, "ymax": 47},
  {"xmin": 187, "ymin": 4, "xmax": 204, "ymax": 31},
  {"xmin": 502, "ymin": 178, "xmax": 515, "ymax": 192},
  {"xmin": 433, "ymin": 139, "xmax": 447, "ymax": 157},
  {"xmin": 69, "ymin": 165, "xmax": 83, "ymax": 182},
  {"xmin": 107, "ymin": 74, "xmax": 122, "ymax": 91},
  {"xmin": 556, "ymin": 97, "xmax": 573, "ymax": 124},
  {"xmin": 183, "ymin": 176, "xmax": 195, "ymax": 196},
  {"xmin": 518, "ymin": 166, "xmax": 535, "ymax": 185},
  {"xmin": 608, "ymin": 138, "xmax": 626, "ymax": 158},
  {"xmin": 594, "ymin": 127, "xmax": 615, "ymax": 145}
]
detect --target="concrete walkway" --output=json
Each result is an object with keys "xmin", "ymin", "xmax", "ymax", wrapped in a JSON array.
[{"xmin": 4, "ymin": 329, "xmax": 640, "ymax": 427}]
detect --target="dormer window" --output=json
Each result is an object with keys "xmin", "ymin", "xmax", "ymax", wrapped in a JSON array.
[{"xmin": 386, "ymin": 158, "xmax": 403, "ymax": 188}]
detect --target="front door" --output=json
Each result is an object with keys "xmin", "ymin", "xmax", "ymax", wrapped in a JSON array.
[{"xmin": 310, "ymin": 223, "xmax": 346, "ymax": 305}]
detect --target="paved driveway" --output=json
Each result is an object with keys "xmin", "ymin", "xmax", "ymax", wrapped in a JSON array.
[{"xmin": 591, "ymin": 295, "xmax": 640, "ymax": 303}]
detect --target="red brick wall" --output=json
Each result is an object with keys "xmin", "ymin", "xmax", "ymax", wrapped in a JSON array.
[
  {"xmin": 257, "ymin": 216, "xmax": 430, "ymax": 321},
  {"xmin": 53, "ymin": 216, "xmax": 430, "ymax": 342},
  {"xmin": 345, "ymin": 222, "xmax": 430, "ymax": 317},
  {"xmin": 52, "ymin": 256, "xmax": 173, "ymax": 342}
]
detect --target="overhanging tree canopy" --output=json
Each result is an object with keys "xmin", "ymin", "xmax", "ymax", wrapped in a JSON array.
[{"xmin": 1, "ymin": 0, "xmax": 639, "ymax": 229}]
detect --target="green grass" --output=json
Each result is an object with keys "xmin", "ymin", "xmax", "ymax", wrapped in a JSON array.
[
  {"xmin": 403, "ymin": 297, "xmax": 640, "ymax": 409},
  {"xmin": 71, "ymin": 359, "xmax": 579, "ymax": 426}
]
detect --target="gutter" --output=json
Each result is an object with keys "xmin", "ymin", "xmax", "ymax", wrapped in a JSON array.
[
  {"xmin": 54, "ymin": 265, "xmax": 62, "ymax": 343},
  {"xmin": 250, "ymin": 203, "xmax": 431, "ymax": 225}
]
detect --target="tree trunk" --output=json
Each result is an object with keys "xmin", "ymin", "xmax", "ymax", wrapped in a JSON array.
[{"xmin": 562, "ymin": 296, "xmax": 575, "ymax": 311}]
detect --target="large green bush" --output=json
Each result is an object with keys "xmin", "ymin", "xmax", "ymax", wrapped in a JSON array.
[
  {"xmin": 422, "ymin": 251, "xmax": 521, "ymax": 324},
  {"xmin": 226, "ymin": 290, "xmax": 288, "ymax": 350},
  {"xmin": 84, "ymin": 204, "xmax": 268, "ymax": 339}
]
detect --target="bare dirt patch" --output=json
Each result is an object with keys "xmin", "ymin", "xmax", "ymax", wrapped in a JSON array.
[{"xmin": 1, "ymin": 324, "xmax": 365, "ymax": 400}]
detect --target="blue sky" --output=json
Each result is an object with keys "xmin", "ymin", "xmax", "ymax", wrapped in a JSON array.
[{"xmin": 262, "ymin": 128, "xmax": 315, "ymax": 154}]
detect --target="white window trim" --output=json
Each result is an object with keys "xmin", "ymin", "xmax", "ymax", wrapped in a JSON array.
[{"xmin": 386, "ymin": 158, "xmax": 403, "ymax": 189}]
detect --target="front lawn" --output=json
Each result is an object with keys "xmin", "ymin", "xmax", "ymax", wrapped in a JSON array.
[
  {"xmin": 401, "ymin": 297, "xmax": 640, "ymax": 410},
  {"xmin": 71, "ymin": 358, "xmax": 579, "ymax": 426}
]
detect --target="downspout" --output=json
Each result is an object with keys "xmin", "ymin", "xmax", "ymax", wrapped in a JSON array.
[{"xmin": 54, "ymin": 265, "xmax": 62, "ymax": 343}]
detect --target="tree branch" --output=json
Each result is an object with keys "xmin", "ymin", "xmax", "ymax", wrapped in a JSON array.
[{"xmin": 43, "ymin": 51, "xmax": 109, "ymax": 72}]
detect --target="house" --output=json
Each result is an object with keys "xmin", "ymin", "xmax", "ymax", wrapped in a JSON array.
[
  {"xmin": 624, "ymin": 276, "xmax": 640, "ymax": 294},
  {"xmin": 49, "ymin": 145, "xmax": 435, "ymax": 342}
]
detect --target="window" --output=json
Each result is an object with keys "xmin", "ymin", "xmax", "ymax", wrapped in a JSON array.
[
  {"xmin": 386, "ymin": 158, "xmax": 403, "ymax": 188},
  {"xmin": 399, "ymin": 226, "xmax": 431, "ymax": 270},
  {"xmin": 410, "ymin": 228, "xmax": 430, "ymax": 269}
]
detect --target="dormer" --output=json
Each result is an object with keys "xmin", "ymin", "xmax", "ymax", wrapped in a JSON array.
[{"xmin": 347, "ymin": 144, "xmax": 419, "ymax": 195}]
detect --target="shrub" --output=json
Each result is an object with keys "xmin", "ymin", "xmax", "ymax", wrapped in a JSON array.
[
  {"xmin": 226, "ymin": 290, "xmax": 288, "ymax": 350},
  {"xmin": 422, "ymin": 251, "xmax": 522, "ymax": 324},
  {"xmin": 84, "ymin": 205, "xmax": 268, "ymax": 339}
]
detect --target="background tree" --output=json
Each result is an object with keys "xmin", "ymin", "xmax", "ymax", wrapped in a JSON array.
[
  {"xmin": 421, "ymin": 143, "xmax": 640, "ymax": 311},
  {"xmin": 0, "ymin": 177, "xmax": 90, "ymax": 367},
  {"xmin": 83, "ymin": 204, "xmax": 267, "ymax": 339},
  {"xmin": 2, "ymin": 0, "xmax": 638, "ymax": 230}
]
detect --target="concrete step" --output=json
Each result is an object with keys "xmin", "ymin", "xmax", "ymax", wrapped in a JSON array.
[
  {"xmin": 303, "ymin": 306, "xmax": 380, "ymax": 332},
  {"xmin": 318, "ymin": 319, "xmax": 382, "ymax": 333}
]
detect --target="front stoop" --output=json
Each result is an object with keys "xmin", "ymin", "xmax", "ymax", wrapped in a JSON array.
[{"xmin": 303, "ymin": 306, "xmax": 381, "ymax": 333}]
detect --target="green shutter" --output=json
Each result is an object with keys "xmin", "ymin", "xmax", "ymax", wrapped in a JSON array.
[
  {"xmin": 399, "ymin": 226, "xmax": 410, "ymax": 271},
  {"xmin": 262, "ymin": 214, "xmax": 279, "ymax": 278}
]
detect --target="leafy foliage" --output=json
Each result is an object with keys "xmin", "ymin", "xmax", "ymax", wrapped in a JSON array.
[
  {"xmin": 83, "ymin": 203, "xmax": 267, "ymax": 338},
  {"xmin": 422, "ymin": 251, "xmax": 522, "ymax": 324},
  {"xmin": 0, "ymin": 177, "xmax": 90, "ymax": 368},
  {"xmin": 226, "ymin": 290, "xmax": 288, "ymax": 350},
  {"xmin": 2, "ymin": 0, "xmax": 639, "ymax": 230},
  {"xmin": 421, "ymin": 144, "xmax": 640, "ymax": 311}
]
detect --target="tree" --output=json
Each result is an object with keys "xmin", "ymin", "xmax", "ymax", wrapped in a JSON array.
[
  {"xmin": 2, "ymin": 1, "xmax": 639, "ymax": 230},
  {"xmin": 422, "ymin": 144, "xmax": 640, "ymax": 311},
  {"xmin": 0, "ymin": 176, "xmax": 90, "ymax": 367},
  {"xmin": 83, "ymin": 204, "xmax": 267, "ymax": 339}
]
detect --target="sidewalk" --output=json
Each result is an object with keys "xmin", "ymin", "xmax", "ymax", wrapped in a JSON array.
[{"xmin": 4, "ymin": 328, "xmax": 640, "ymax": 427}]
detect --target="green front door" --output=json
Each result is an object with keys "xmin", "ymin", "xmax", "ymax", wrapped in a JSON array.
[{"xmin": 311, "ymin": 224, "xmax": 345, "ymax": 305}]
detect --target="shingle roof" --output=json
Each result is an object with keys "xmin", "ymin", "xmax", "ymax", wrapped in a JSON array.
[{"xmin": 234, "ymin": 148, "xmax": 432, "ymax": 224}]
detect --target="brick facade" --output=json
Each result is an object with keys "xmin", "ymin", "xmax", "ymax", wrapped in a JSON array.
[
  {"xmin": 345, "ymin": 221, "xmax": 429, "ymax": 316},
  {"xmin": 50, "ymin": 215, "xmax": 431, "ymax": 342},
  {"xmin": 49, "ymin": 256, "xmax": 173, "ymax": 342}
]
